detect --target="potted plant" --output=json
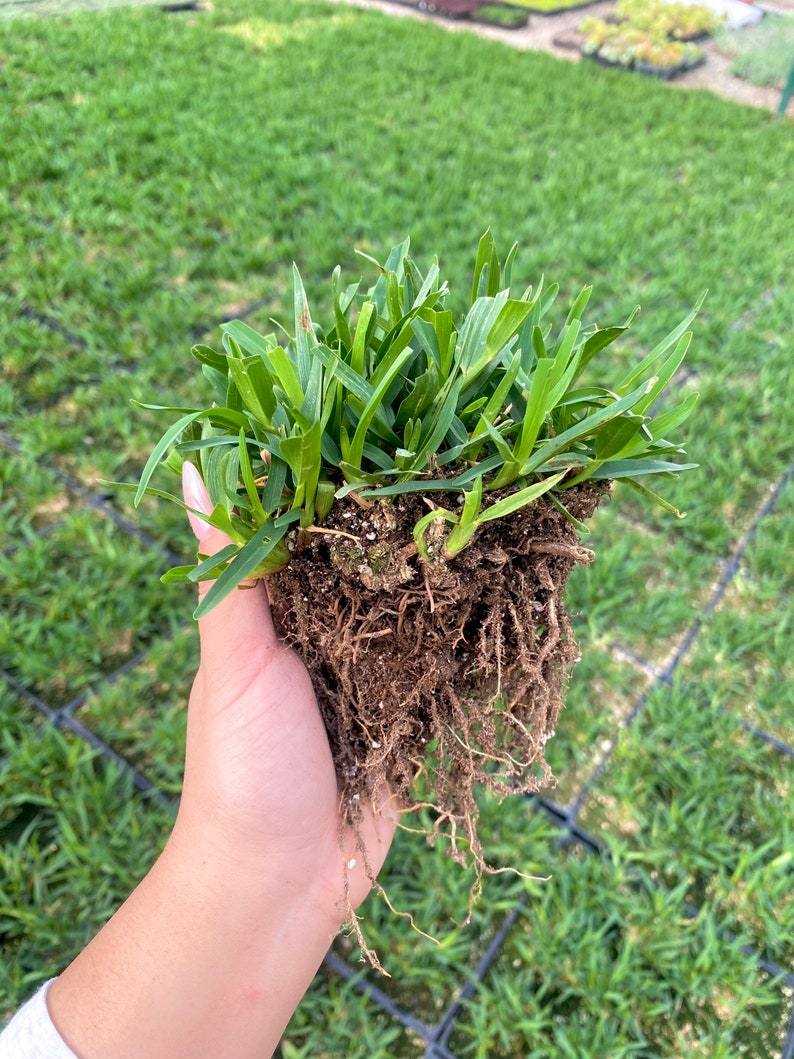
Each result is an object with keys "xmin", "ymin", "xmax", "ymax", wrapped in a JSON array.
[
  {"xmin": 580, "ymin": 19, "xmax": 645, "ymax": 68},
  {"xmin": 123, "ymin": 233, "xmax": 699, "ymax": 905},
  {"xmin": 613, "ymin": 0, "xmax": 720, "ymax": 41}
]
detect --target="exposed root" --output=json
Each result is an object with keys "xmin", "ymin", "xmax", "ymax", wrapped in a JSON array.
[
  {"xmin": 268, "ymin": 483, "xmax": 608, "ymax": 964},
  {"xmin": 371, "ymin": 881, "xmax": 441, "ymax": 946}
]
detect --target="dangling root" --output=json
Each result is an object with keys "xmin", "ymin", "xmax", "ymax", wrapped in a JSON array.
[{"xmin": 269, "ymin": 484, "xmax": 608, "ymax": 966}]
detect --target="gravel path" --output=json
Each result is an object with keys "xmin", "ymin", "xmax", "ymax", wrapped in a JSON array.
[{"xmin": 323, "ymin": 0, "xmax": 790, "ymax": 114}]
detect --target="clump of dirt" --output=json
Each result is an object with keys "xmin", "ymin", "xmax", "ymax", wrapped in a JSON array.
[{"xmin": 268, "ymin": 482, "xmax": 607, "ymax": 881}]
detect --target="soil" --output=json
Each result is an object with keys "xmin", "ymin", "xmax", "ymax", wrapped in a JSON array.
[
  {"xmin": 322, "ymin": 0, "xmax": 793, "ymax": 114},
  {"xmin": 269, "ymin": 484, "xmax": 606, "ymax": 881}
]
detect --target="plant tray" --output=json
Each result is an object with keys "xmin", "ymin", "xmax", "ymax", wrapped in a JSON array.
[
  {"xmin": 582, "ymin": 50, "xmax": 706, "ymax": 80},
  {"xmin": 583, "ymin": 51, "xmax": 632, "ymax": 71},
  {"xmin": 634, "ymin": 55, "xmax": 705, "ymax": 80}
]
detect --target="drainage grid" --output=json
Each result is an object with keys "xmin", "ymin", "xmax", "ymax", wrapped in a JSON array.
[{"xmin": 2, "ymin": 291, "xmax": 793, "ymax": 1057}]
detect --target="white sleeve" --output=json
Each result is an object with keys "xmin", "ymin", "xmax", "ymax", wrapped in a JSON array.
[{"xmin": 0, "ymin": 979, "xmax": 79, "ymax": 1059}]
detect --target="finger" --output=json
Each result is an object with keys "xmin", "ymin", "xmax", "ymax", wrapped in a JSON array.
[
  {"xmin": 181, "ymin": 461, "xmax": 279, "ymax": 663},
  {"xmin": 182, "ymin": 459, "xmax": 234, "ymax": 558}
]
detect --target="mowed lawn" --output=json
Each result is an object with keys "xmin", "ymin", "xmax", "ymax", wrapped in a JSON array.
[{"xmin": 1, "ymin": 1, "xmax": 793, "ymax": 1055}]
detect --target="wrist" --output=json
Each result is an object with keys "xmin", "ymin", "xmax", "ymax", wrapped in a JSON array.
[
  {"xmin": 50, "ymin": 819, "xmax": 343, "ymax": 1059},
  {"xmin": 165, "ymin": 812, "xmax": 348, "ymax": 932}
]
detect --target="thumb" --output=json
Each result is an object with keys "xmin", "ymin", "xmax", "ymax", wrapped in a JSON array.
[
  {"xmin": 182, "ymin": 459, "xmax": 236, "ymax": 562},
  {"xmin": 181, "ymin": 461, "xmax": 279, "ymax": 666}
]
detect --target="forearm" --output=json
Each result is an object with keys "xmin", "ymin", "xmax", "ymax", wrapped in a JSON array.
[{"xmin": 48, "ymin": 824, "xmax": 341, "ymax": 1059}]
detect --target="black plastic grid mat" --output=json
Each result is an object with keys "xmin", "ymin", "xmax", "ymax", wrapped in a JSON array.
[{"xmin": 2, "ymin": 293, "xmax": 794, "ymax": 1058}]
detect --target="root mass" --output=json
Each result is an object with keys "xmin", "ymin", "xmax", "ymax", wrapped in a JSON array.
[{"xmin": 269, "ymin": 485, "xmax": 606, "ymax": 870}]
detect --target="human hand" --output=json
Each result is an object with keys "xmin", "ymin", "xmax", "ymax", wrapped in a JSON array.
[
  {"xmin": 46, "ymin": 466, "xmax": 396, "ymax": 1059},
  {"xmin": 176, "ymin": 460, "xmax": 396, "ymax": 920}
]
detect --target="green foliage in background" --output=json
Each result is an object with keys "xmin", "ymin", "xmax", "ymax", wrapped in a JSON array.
[{"xmin": 716, "ymin": 13, "xmax": 794, "ymax": 90}]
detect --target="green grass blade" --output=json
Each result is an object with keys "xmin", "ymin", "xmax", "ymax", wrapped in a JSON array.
[
  {"xmin": 564, "ymin": 285, "xmax": 592, "ymax": 327},
  {"xmin": 220, "ymin": 319, "xmax": 278, "ymax": 359},
  {"xmin": 191, "ymin": 343, "xmax": 228, "ymax": 373},
  {"xmin": 395, "ymin": 364, "xmax": 440, "ymax": 429},
  {"xmin": 292, "ymin": 264, "xmax": 314, "ymax": 390},
  {"xmin": 616, "ymin": 293, "xmax": 705, "ymax": 395},
  {"xmin": 313, "ymin": 342, "xmax": 374, "ymax": 406},
  {"xmin": 521, "ymin": 379, "xmax": 655, "ymax": 476},
  {"xmin": 620, "ymin": 477, "xmax": 688, "ymax": 517},
  {"xmin": 224, "ymin": 337, "xmax": 277, "ymax": 425},
  {"xmin": 351, "ymin": 300, "xmax": 376, "ymax": 377},
  {"xmin": 135, "ymin": 409, "xmax": 220, "ymax": 506},
  {"xmin": 647, "ymin": 391, "xmax": 699, "ymax": 439},
  {"xmin": 260, "ymin": 455, "xmax": 288, "ymax": 512},
  {"xmin": 492, "ymin": 357, "xmax": 555, "ymax": 486},
  {"xmin": 411, "ymin": 260, "xmax": 442, "ymax": 309},
  {"xmin": 586, "ymin": 458, "xmax": 699, "ymax": 479},
  {"xmin": 593, "ymin": 413, "xmax": 647, "ymax": 460},
  {"xmin": 484, "ymin": 299, "xmax": 534, "ymax": 361},
  {"xmin": 410, "ymin": 376, "xmax": 467, "ymax": 470},
  {"xmin": 238, "ymin": 430, "xmax": 268, "ymax": 524},
  {"xmin": 348, "ymin": 455, "xmax": 504, "ymax": 499},
  {"xmin": 193, "ymin": 520, "xmax": 291, "ymax": 619},
  {"xmin": 187, "ymin": 544, "xmax": 241, "ymax": 582},
  {"xmin": 160, "ymin": 564, "xmax": 200, "ymax": 585},
  {"xmin": 471, "ymin": 228, "xmax": 500, "ymax": 301},
  {"xmin": 265, "ymin": 343, "xmax": 304, "ymax": 411},
  {"xmin": 102, "ymin": 479, "xmax": 244, "ymax": 538},
  {"xmin": 458, "ymin": 294, "xmax": 508, "ymax": 375},
  {"xmin": 330, "ymin": 265, "xmax": 355, "ymax": 349},
  {"xmin": 347, "ymin": 345, "xmax": 416, "ymax": 471},
  {"xmin": 633, "ymin": 333, "xmax": 692, "ymax": 416},
  {"xmin": 202, "ymin": 442, "xmax": 240, "ymax": 512},
  {"xmin": 480, "ymin": 416, "xmax": 515, "ymax": 462},
  {"xmin": 478, "ymin": 470, "xmax": 568, "ymax": 522}
]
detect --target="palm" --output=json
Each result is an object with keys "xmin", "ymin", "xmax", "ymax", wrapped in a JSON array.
[{"xmin": 180, "ymin": 465, "xmax": 395, "ymax": 914}]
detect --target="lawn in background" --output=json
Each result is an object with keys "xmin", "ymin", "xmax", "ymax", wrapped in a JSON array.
[{"xmin": 1, "ymin": 0, "xmax": 793, "ymax": 1054}]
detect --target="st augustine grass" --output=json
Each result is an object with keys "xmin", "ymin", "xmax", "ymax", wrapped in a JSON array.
[{"xmin": 1, "ymin": 0, "xmax": 793, "ymax": 1055}]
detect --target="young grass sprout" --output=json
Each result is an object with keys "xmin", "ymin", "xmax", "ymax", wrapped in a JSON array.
[{"xmin": 124, "ymin": 230, "xmax": 700, "ymax": 615}]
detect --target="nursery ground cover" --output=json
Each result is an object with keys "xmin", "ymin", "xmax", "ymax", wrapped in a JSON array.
[
  {"xmin": 715, "ymin": 13, "xmax": 794, "ymax": 91},
  {"xmin": 1, "ymin": 1, "xmax": 793, "ymax": 1055}
]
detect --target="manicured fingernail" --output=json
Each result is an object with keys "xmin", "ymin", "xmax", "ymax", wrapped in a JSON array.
[{"xmin": 182, "ymin": 461, "xmax": 212, "ymax": 539}]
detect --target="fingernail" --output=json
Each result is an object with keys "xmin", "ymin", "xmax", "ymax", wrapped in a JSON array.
[{"xmin": 182, "ymin": 461, "xmax": 213, "ymax": 539}]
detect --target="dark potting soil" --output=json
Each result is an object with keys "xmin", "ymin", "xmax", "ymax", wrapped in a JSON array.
[{"xmin": 269, "ymin": 483, "xmax": 607, "ymax": 875}]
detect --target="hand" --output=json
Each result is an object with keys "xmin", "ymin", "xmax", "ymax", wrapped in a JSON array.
[
  {"xmin": 47, "ymin": 465, "xmax": 395, "ymax": 1059},
  {"xmin": 177, "ymin": 460, "xmax": 396, "ymax": 917}
]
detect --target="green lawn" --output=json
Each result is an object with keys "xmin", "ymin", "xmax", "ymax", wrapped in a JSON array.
[{"xmin": 1, "ymin": 1, "xmax": 793, "ymax": 1055}]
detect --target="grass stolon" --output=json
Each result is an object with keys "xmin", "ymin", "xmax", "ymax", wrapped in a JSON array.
[{"xmin": 124, "ymin": 231, "xmax": 699, "ymax": 938}]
